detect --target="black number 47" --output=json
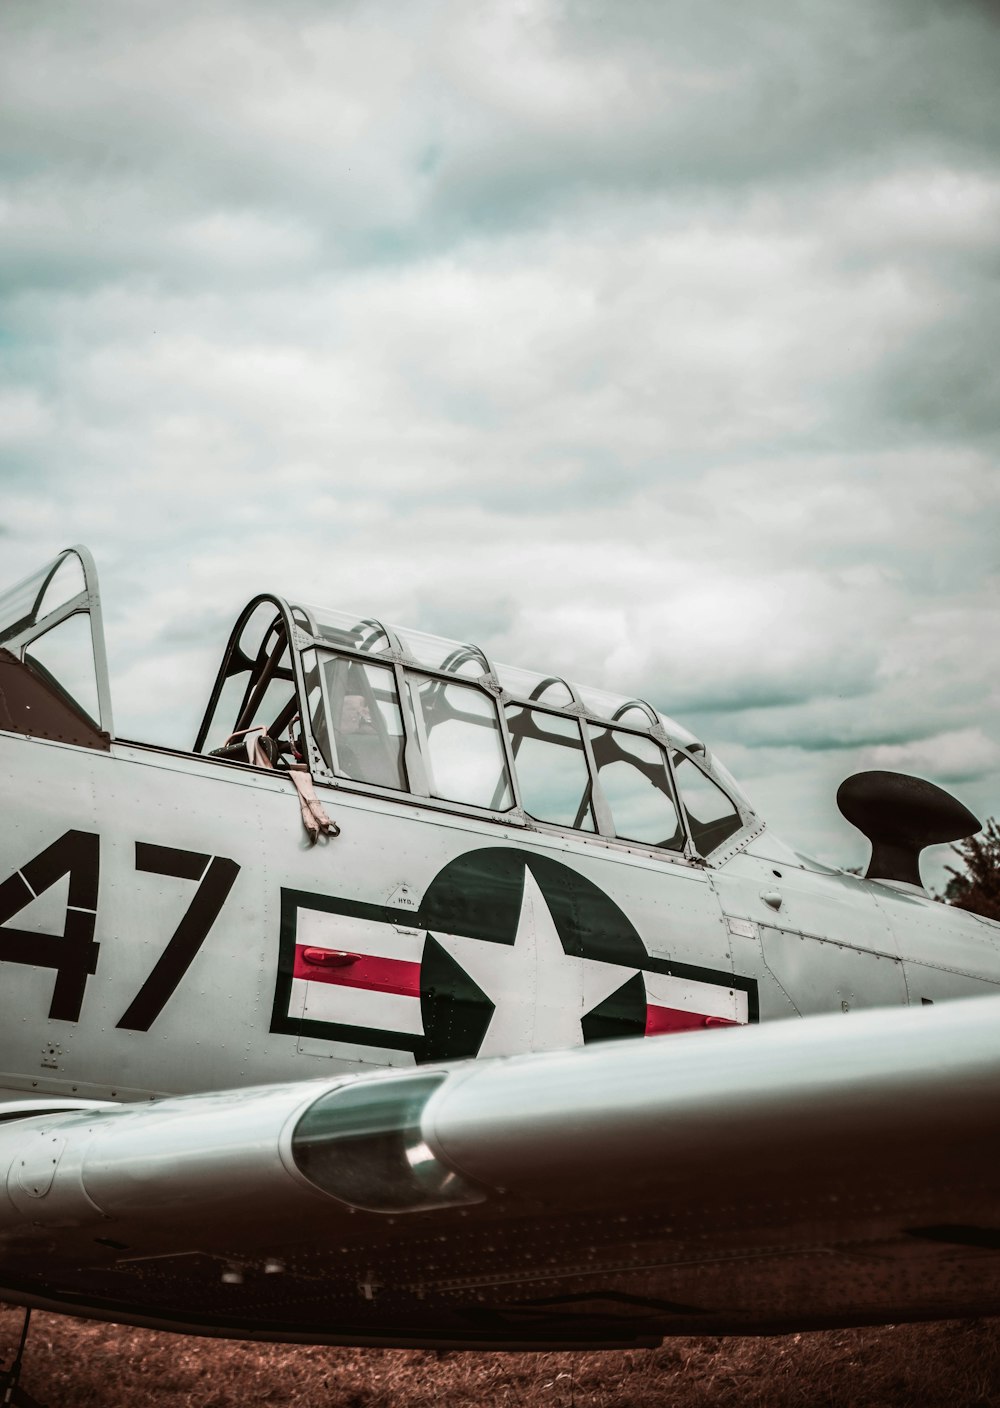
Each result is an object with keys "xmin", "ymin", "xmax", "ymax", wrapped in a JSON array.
[{"xmin": 0, "ymin": 831, "xmax": 239, "ymax": 1029}]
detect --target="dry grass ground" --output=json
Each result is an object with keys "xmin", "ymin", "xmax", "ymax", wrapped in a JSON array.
[{"xmin": 4, "ymin": 1307, "xmax": 1000, "ymax": 1408}]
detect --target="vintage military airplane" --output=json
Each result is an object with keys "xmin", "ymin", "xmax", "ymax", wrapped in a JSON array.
[{"xmin": 1, "ymin": 544, "xmax": 999, "ymax": 1389}]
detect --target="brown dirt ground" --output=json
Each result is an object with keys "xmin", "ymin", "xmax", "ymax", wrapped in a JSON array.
[{"xmin": 4, "ymin": 1307, "xmax": 1000, "ymax": 1408}]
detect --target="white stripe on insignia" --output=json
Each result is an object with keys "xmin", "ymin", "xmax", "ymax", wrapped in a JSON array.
[
  {"xmin": 643, "ymin": 970, "xmax": 747, "ymax": 1023},
  {"xmin": 293, "ymin": 977, "xmax": 425, "ymax": 1035},
  {"xmin": 297, "ymin": 909, "xmax": 425, "ymax": 962}
]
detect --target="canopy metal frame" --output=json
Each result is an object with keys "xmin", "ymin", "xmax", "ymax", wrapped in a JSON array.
[
  {"xmin": 0, "ymin": 545, "xmax": 114, "ymax": 738},
  {"xmin": 194, "ymin": 596, "xmax": 757, "ymax": 862}
]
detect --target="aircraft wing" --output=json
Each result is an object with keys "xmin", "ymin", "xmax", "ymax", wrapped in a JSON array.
[{"xmin": 3, "ymin": 996, "xmax": 1000, "ymax": 1348}]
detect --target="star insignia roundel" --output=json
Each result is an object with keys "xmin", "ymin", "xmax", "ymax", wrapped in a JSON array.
[
  {"xmin": 273, "ymin": 846, "xmax": 751, "ymax": 1062},
  {"xmin": 413, "ymin": 848, "xmax": 650, "ymax": 1063}
]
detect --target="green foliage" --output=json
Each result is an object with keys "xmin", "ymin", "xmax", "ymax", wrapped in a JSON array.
[{"xmin": 945, "ymin": 817, "xmax": 1000, "ymax": 922}]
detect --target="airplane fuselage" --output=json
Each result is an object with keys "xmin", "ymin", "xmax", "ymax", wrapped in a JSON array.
[
  {"xmin": 2, "ymin": 547, "xmax": 1000, "ymax": 1352},
  {"xmin": 2, "ymin": 727, "xmax": 998, "ymax": 1106}
]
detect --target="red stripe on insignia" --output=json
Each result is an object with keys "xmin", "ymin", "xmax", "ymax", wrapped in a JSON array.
[
  {"xmin": 293, "ymin": 945, "xmax": 421, "ymax": 998},
  {"xmin": 644, "ymin": 1004, "xmax": 737, "ymax": 1035}
]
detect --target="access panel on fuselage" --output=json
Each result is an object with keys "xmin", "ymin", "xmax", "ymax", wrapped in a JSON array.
[
  {"xmin": 871, "ymin": 884, "xmax": 1000, "ymax": 1006},
  {"xmin": 708, "ymin": 853, "xmax": 907, "ymax": 1019}
]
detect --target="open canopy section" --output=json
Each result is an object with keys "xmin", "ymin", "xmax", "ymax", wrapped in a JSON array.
[
  {"xmin": 196, "ymin": 596, "xmax": 758, "ymax": 861},
  {"xmin": 194, "ymin": 594, "xmax": 304, "ymax": 760},
  {"xmin": 0, "ymin": 546, "xmax": 113, "ymax": 748}
]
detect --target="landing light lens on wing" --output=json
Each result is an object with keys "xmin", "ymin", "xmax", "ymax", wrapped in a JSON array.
[{"xmin": 291, "ymin": 1072, "xmax": 485, "ymax": 1213}]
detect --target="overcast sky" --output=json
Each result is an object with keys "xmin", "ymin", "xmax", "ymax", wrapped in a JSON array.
[{"xmin": 1, "ymin": 0, "xmax": 998, "ymax": 884}]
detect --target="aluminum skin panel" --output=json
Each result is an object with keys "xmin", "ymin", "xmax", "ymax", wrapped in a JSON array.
[
  {"xmin": 709, "ymin": 852, "xmax": 903, "ymax": 1019},
  {"xmin": 872, "ymin": 882, "xmax": 1000, "ymax": 1005},
  {"xmin": 757, "ymin": 926, "xmax": 907, "ymax": 1016}
]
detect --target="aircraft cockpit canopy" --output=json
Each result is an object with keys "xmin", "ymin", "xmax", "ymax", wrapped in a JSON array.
[{"xmin": 195, "ymin": 597, "xmax": 757, "ymax": 861}]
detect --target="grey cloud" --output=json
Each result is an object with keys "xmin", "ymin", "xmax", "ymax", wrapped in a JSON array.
[
  {"xmin": 0, "ymin": 0, "xmax": 997, "ymax": 871},
  {"xmin": 403, "ymin": 2, "xmax": 1000, "ymax": 239},
  {"xmin": 863, "ymin": 728, "xmax": 1000, "ymax": 784},
  {"xmin": 4, "ymin": 0, "xmax": 1000, "ymax": 294},
  {"xmin": 708, "ymin": 707, "xmax": 966, "ymax": 755},
  {"xmin": 874, "ymin": 306, "xmax": 1000, "ymax": 442}
]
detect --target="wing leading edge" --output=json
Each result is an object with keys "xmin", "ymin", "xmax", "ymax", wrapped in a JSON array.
[{"xmin": 2, "ymin": 997, "xmax": 1000, "ymax": 1347}]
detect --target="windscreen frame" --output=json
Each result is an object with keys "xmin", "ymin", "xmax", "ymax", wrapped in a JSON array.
[
  {"xmin": 0, "ymin": 545, "xmax": 114, "ymax": 738},
  {"xmin": 193, "ymin": 593, "xmax": 313, "ymax": 768}
]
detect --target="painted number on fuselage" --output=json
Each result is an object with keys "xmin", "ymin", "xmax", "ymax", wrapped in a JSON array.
[
  {"xmin": 0, "ymin": 829, "xmax": 99, "ymax": 1021},
  {"xmin": 116, "ymin": 844, "xmax": 241, "ymax": 1031},
  {"xmin": 0, "ymin": 832, "xmax": 240, "ymax": 1027}
]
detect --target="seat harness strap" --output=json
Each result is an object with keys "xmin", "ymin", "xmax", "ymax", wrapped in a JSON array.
[{"xmin": 222, "ymin": 727, "xmax": 340, "ymax": 845}]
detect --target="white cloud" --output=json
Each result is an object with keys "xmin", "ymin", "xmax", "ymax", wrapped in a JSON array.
[
  {"xmin": 863, "ymin": 729, "xmax": 1000, "ymax": 784},
  {"xmin": 0, "ymin": 387, "xmax": 51, "ymax": 447},
  {"xmin": 0, "ymin": 0, "xmax": 997, "ymax": 875}
]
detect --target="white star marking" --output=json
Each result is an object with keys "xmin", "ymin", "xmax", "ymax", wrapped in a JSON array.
[{"xmin": 430, "ymin": 869, "xmax": 639, "ymax": 1057}]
